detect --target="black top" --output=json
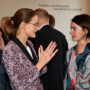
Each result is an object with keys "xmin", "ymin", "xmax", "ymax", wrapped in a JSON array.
[{"xmin": 30, "ymin": 25, "xmax": 68, "ymax": 90}]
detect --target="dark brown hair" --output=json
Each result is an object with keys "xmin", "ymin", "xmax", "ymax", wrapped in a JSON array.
[
  {"xmin": 49, "ymin": 14, "xmax": 55, "ymax": 28},
  {"xmin": 72, "ymin": 14, "xmax": 90, "ymax": 38}
]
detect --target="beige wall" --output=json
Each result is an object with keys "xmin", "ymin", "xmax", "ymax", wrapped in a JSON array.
[{"xmin": 0, "ymin": 0, "xmax": 90, "ymax": 48}]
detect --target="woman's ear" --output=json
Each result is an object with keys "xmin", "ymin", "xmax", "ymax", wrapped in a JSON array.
[
  {"xmin": 84, "ymin": 29, "xmax": 88, "ymax": 35},
  {"xmin": 19, "ymin": 22, "xmax": 25, "ymax": 29}
]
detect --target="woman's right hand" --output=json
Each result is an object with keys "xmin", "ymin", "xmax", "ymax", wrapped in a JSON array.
[{"xmin": 36, "ymin": 41, "xmax": 58, "ymax": 71}]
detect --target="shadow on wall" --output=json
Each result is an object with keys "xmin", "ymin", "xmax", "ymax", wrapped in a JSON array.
[
  {"xmin": 78, "ymin": 0, "xmax": 90, "ymax": 14},
  {"xmin": 86, "ymin": 0, "xmax": 90, "ymax": 14}
]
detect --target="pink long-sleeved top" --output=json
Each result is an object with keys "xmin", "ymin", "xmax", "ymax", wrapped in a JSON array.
[{"xmin": 2, "ymin": 37, "xmax": 47, "ymax": 90}]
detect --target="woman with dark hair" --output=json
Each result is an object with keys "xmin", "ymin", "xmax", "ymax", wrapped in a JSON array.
[
  {"xmin": 49, "ymin": 14, "xmax": 55, "ymax": 28},
  {"xmin": 65, "ymin": 14, "xmax": 90, "ymax": 90},
  {"xmin": 2, "ymin": 8, "xmax": 58, "ymax": 90}
]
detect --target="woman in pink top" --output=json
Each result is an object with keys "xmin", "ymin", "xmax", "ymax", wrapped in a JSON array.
[{"xmin": 2, "ymin": 8, "xmax": 58, "ymax": 90}]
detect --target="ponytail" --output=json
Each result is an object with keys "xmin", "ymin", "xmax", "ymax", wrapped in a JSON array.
[{"xmin": 4, "ymin": 18, "xmax": 16, "ymax": 41}]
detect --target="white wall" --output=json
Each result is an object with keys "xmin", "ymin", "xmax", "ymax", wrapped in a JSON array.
[{"xmin": 0, "ymin": 0, "xmax": 90, "ymax": 48}]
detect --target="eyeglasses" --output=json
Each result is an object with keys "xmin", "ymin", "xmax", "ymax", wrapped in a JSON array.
[{"xmin": 29, "ymin": 23, "xmax": 38, "ymax": 27}]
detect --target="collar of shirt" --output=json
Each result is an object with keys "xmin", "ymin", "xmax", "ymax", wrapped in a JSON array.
[{"xmin": 39, "ymin": 23, "xmax": 49, "ymax": 30}]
